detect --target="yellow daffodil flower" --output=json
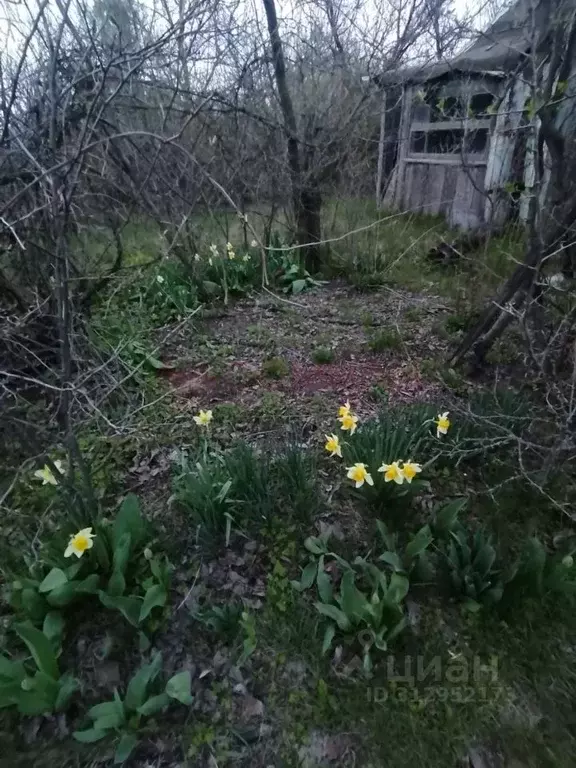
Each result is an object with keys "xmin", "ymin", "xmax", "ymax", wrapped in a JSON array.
[
  {"xmin": 193, "ymin": 409, "xmax": 213, "ymax": 428},
  {"xmin": 378, "ymin": 461, "xmax": 404, "ymax": 484},
  {"xmin": 33, "ymin": 460, "xmax": 64, "ymax": 486},
  {"xmin": 338, "ymin": 401, "xmax": 351, "ymax": 418},
  {"xmin": 347, "ymin": 463, "xmax": 373, "ymax": 488},
  {"xmin": 324, "ymin": 434, "xmax": 342, "ymax": 458},
  {"xmin": 402, "ymin": 459, "xmax": 422, "ymax": 483},
  {"xmin": 436, "ymin": 411, "xmax": 450, "ymax": 437},
  {"xmin": 226, "ymin": 242, "xmax": 233, "ymax": 251},
  {"xmin": 339, "ymin": 411, "xmax": 358, "ymax": 435},
  {"xmin": 64, "ymin": 527, "xmax": 95, "ymax": 559}
]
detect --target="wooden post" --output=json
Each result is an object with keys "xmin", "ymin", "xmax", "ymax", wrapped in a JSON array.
[{"xmin": 375, "ymin": 87, "xmax": 387, "ymax": 208}]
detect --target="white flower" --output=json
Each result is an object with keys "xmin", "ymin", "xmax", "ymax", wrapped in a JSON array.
[
  {"xmin": 156, "ymin": 275, "xmax": 164, "ymax": 284},
  {"xmin": 64, "ymin": 528, "xmax": 96, "ymax": 558},
  {"xmin": 194, "ymin": 253, "xmax": 201, "ymax": 262},
  {"xmin": 250, "ymin": 239, "xmax": 258, "ymax": 248},
  {"xmin": 33, "ymin": 460, "xmax": 64, "ymax": 486}
]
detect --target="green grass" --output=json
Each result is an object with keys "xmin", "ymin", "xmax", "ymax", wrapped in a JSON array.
[
  {"xmin": 367, "ymin": 327, "xmax": 403, "ymax": 352},
  {"xmin": 312, "ymin": 346, "xmax": 335, "ymax": 364},
  {"xmin": 323, "ymin": 198, "xmax": 523, "ymax": 304},
  {"xmin": 262, "ymin": 356, "xmax": 290, "ymax": 379}
]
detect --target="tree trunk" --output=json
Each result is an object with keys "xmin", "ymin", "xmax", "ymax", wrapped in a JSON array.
[{"xmin": 261, "ymin": 0, "xmax": 321, "ymax": 273}]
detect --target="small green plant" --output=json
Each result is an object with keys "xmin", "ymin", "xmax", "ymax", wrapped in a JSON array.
[
  {"xmin": 0, "ymin": 623, "xmax": 77, "ymax": 715},
  {"xmin": 375, "ymin": 520, "xmax": 435, "ymax": 582},
  {"xmin": 367, "ymin": 328, "xmax": 402, "ymax": 352},
  {"xmin": 238, "ymin": 611, "xmax": 257, "ymax": 665},
  {"xmin": 172, "ymin": 451, "xmax": 236, "ymax": 543},
  {"xmin": 8, "ymin": 495, "xmax": 170, "ymax": 633},
  {"xmin": 316, "ymin": 561, "xmax": 407, "ymax": 674},
  {"xmin": 73, "ymin": 652, "xmax": 192, "ymax": 764},
  {"xmin": 268, "ymin": 235, "xmax": 323, "ymax": 293},
  {"xmin": 361, "ymin": 312, "xmax": 376, "ymax": 327},
  {"xmin": 293, "ymin": 532, "xmax": 408, "ymax": 673},
  {"xmin": 404, "ymin": 306, "xmax": 424, "ymax": 323},
  {"xmin": 262, "ymin": 356, "xmax": 290, "ymax": 379},
  {"xmin": 194, "ymin": 603, "xmax": 243, "ymax": 639},
  {"xmin": 272, "ymin": 443, "xmax": 319, "ymax": 524},
  {"xmin": 312, "ymin": 346, "xmax": 335, "ymax": 364},
  {"xmin": 173, "ymin": 441, "xmax": 319, "ymax": 542},
  {"xmin": 501, "ymin": 536, "xmax": 576, "ymax": 606},
  {"xmin": 440, "ymin": 526, "xmax": 502, "ymax": 610}
]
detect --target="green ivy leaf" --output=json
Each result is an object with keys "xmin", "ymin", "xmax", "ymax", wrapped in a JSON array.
[
  {"xmin": 113, "ymin": 494, "xmax": 145, "ymax": 552},
  {"xmin": 165, "ymin": 671, "xmax": 193, "ymax": 705},
  {"xmin": 38, "ymin": 568, "xmax": 68, "ymax": 594},
  {"xmin": 99, "ymin": 592, "xmax": 142, "ymax": 627},
  {"xmin": 73, "ymin": 728, "xmax": 108, "ymax": 743},
  {"xmin": 125, "ymin": 653, "xmax": 162, "ymax": 712},
  {"xmin": 137, "ymin": 692, "xmax": 170, "ymax": 716},
  {"xmin": 314, "ymin": 602, "xmax": 351, "ymax": 631},
  {"xmin": 139, "ymin": 585, "xmax": 167, "ymax": 623},
  {"xmin": 14, "ymin": 623, "xmax": 59, "ymax": 680},
  {"xmin": 322, "ymin": 624, "xmax": 336, "ymax": 655},
  {"xmin": 114, "ymin": 733, "xmax": 139, "ymax": 764}
]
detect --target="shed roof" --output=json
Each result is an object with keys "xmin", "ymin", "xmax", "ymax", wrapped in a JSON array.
[{"xmin": 379, "ymin": 0, "xmax": 548, "ymax": 85}]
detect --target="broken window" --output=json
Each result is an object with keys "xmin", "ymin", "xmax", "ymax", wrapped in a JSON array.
[
  {"xmin": 410, "ymin": 131, "xmax": 426, "ymax": 152},
  {"xmin": 426, "ymin": 129, "xmax": 464, "ymax": 153},
  {"xmin": 466, "ymin": 128, "xmax": 489, "ymax": 153},
  {"xmin": 407, "ymin": 83, "xmax": 496, "ymax": 157},
  {"xmin": 469, "ymin": 92, "xmax": 496, "ymax": 117}
]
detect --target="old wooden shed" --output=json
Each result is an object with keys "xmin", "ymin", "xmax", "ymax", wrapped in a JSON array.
[{"xmin": 377, "ymin": 0, "xmax": 547, "ymax": 229}]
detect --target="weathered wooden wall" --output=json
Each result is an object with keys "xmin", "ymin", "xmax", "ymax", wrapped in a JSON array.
[{"xmin": 398, "ymin": 159, "xmax": 487, "ymax": 228}]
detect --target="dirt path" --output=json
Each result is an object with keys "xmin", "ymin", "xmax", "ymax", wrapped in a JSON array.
[{"xmin": 160, "ymin": 281, "xmax": 453, "ymax": 427}]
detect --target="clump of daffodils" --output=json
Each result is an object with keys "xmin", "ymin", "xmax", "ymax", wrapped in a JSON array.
[
  {"xmin": 378, "ymin": 459, "xmax": 422, "ymax": 485},
  {"xmin": 65, "ymin": 528, "xmax": 95, "ymax": 559},
  {"xmin": 34, "ymin": 460, "xmax": 64, "ymax": 486},
  {"xmin": 347, "ymin": 463, "xmax": 373, "ymax": 488},
  {"xmin": 338, "ymin": 401, "xmax": 358, "ymax": 435},
  {"xmin": 435, "ymin": 411, "xmax": 450, "ymax": 438},
  {"xmin": 324, "ymin": 433, "xmax": 342, "ymax": 458},
  {"xmin": 193, "ymin": 409, "xmax": 213, "ymax": 428},
  {"xmin": 226, "ymin": 242, "xmax": 236, "ymax": 260}
]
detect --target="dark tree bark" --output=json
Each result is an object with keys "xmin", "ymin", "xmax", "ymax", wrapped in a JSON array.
[{"xmin": 261, "ymin": 0, "xmax": 323, "ymax": 273}]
